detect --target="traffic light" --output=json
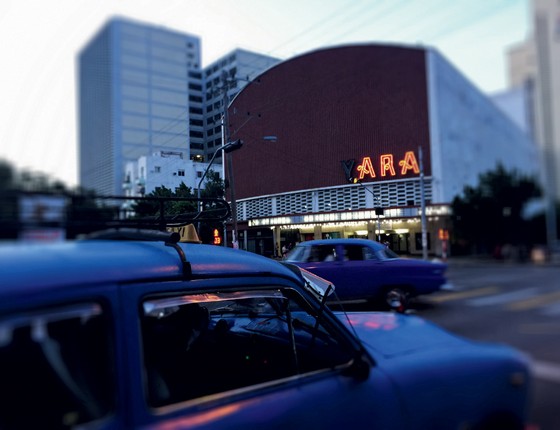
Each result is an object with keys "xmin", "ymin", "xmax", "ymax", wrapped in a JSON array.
[{"xmin": 213, "ymin": 228, "xmax": 222, "ymax": 245}]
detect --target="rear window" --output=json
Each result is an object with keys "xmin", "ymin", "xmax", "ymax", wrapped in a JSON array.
[{"xmin": 0, "ymin": 303, "xmax": 115, "ymax": 429}]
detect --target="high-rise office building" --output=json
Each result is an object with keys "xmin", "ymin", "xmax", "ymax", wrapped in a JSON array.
[
  {"xmin": 203, "ymin": 49, "xmax": 280, "ymax": 163},
  {"xmin": 78, "ymin": 19, "xmax": 279, "ymax": 197},
  {"xmin": 507, "ymin": 0, "xmax": 560, "ymax": 199},
  {"xmin": 506, "ymin": 0, "xmax": 560, "ymax": 246},
  {"xmin": 78, "ymin": 17, "xmax": 202, "ymax": 196}
]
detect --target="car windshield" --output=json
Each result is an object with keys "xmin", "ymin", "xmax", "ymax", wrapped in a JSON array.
[
  {"xmin": 375, "ymin": 247, "xmax": 400, "ymax": 260},
  {"xmin": 285, "ymin": 245, "xmax": 308, "ymax": 262}
]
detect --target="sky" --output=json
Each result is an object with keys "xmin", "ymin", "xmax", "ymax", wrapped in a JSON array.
[{"xmin": 0, "ymin": 0, "xmax": 531, "ymax": 187}]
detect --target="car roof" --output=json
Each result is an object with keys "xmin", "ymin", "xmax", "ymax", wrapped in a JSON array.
[
  {"xmin": 0, "ymin": 240, "xmax": 300, "ymax": 297},
  {"xmin": 295, "ymin": 238, "xmax": 385, "ymax": 249}
]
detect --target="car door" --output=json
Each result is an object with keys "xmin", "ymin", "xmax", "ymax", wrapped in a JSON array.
[
  {"xmin": 121, "ymin": 278, "xmax": 407, "ymax": 429},
  {"xmin": 337, "ymin": 244, "xmax": 388, "ymax": 300},
  {"xmin": 295, "ymin": 244, "xmax": 346, "ymax": 288}
]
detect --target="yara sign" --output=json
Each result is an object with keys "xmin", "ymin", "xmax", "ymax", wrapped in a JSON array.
[{"xmin": 342, "ymin": 151, "xmax": 420, "ymax": 182}]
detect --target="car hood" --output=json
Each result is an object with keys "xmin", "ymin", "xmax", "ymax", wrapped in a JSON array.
[{"xmin": 334, "ymin": 311, "xmax": 465, "ymax": 358}]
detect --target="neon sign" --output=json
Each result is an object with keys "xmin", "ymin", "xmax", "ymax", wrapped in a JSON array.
[{"xmin": 344, "ymin": 151, "xmax": 420, "ymax": 181}]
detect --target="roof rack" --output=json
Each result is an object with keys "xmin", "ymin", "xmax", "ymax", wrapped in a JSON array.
[{"xmin": 0, "ymin": 191, "xmax": 231, "ymax": 240}]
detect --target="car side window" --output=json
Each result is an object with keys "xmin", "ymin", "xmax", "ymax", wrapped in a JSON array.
[
  {"xmin": 141, "ymin": 289, "xmax": 354, "ymax": 408},
  {"xmin": 0, "ymin": 303, "xmax": 115, "ymax": 429},
  {"xmin": 308, "ymin": 245, "xmax": 337, "ymax": 262},
  {"xmin": 343, "ymin": 245, "xmax": 369, "ymax": 261},
  {"xmin": 363, "ymin": 246, "xmax": 378, "ymax": 260}
]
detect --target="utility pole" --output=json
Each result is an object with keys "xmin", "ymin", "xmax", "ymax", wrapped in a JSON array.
[
  {"xmin": 419, "ymin": 146, "xmax": 428, "ymax": 260},
  {"xmin": 220, "ymin": 71, "xmax": 239, "ymax": 248}
]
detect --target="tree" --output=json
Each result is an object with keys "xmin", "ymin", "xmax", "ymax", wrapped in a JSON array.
[
  {"xmin": 451, "ymin": 164, "xmax": 542, "ymax": 255},
  {"xmin": 0, "ymin": 159, "xmax": 15, "ymax": 190},
  {"xmin": 131, "ymin": 170, "xmax": 227, "ymax": 243},
  {"xmin": 200, "ymin": 170, "xmax": 225, "ymax": 199}
]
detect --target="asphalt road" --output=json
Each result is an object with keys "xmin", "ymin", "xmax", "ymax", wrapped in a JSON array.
[{"xmin": 413, "ymin": 259, "xmax": 560, "ymax": 430}]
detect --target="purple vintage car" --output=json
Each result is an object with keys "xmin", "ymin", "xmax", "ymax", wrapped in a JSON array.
[{"xmin": 286, "ymin": 238, "xmax": 449, "ymax": 306}]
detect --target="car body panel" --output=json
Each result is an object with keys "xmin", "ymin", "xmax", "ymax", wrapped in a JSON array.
[{"xmin": 335, "ymin": 312, "xmax": 532, "ymax": 428}]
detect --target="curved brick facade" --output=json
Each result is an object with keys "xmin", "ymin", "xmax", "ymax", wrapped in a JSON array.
[{"xmin": 228, "ymin": 45, "xmax": 431, "ymax": 200}]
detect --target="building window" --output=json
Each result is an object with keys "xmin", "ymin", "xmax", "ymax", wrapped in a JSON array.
[
  {"xmin": 155, "ymin": 166, "xmax": 161, "ymax": 173},
  {"xmin": 197, "ymin": 171, "xmax": 202, "ymax": 178},
  {"xmin": 178, "ymin": 170, "xmax": 185, "ymax": 177}
]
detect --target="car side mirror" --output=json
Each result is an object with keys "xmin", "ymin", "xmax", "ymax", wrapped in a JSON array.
[{"xmin": 341, "ymin": 354, "xmax": 370, "ymax": 381}]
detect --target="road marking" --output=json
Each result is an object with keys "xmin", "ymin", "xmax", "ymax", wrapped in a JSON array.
[
  {"xmin": 427, "ymin": 286, "xmax": 501, "ymax": 303},
  {"xmin": 532, "ymin": 360, "xmax": 560, "ymax": 384},
  {"xmin": 507, "ymin": 290, "xmax": 560, "ymax": 311},
  {"xmin": 467, "ymin": 287, "xmax": 540, "ymax": 307}
]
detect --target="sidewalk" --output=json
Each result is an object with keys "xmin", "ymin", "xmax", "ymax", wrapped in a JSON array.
[{"xmin": 441, "ymin": 254, "xmax": 560, "ymax": 268}]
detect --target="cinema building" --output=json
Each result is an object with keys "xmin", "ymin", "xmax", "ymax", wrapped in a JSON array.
[{"xmin": 226, "ymin": 45, "xmax": 539, "ymax": 257}]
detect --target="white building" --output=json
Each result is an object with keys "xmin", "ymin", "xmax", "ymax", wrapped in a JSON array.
[{"xmin": 123, "ymin": 151, "xmax": 223, "ymax": 197}]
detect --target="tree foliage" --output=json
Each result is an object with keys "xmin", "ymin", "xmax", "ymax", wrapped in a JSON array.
[
  {"xmin": 131, "ymin": 170, "xmax": 226, "ymax": 243},
  {"xmin": 0, "ymin": 159, "xmax": 15, "ymax": 190},
  {"xmin": 451, "ymin": 164, "xmax": 542, "ymax": 254},
  {"xmin": 132, "ymin": 170, "xmax": 224, "ymax": 217}
]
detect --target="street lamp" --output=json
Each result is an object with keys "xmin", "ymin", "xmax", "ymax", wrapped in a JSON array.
[{"xmin": 348, "ymin": 178, "xmax": 384, "ymax": 242}]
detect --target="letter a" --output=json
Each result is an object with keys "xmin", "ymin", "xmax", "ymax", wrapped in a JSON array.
[
  {"xmin": 357, "ymin": 157, "xmax": 376, "ymax": 179},
  {"xmin": 399, "ymin": 151, "xmax": 420, "ymax": 175}
]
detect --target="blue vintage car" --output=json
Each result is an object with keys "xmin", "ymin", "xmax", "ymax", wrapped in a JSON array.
[
  {"xmin": 0, "ymin": 231, "xmax": 531, "ymax": 429},
  {"xmin": 286, "ymin": 238, "xmax": 449, "ymax": 306}
]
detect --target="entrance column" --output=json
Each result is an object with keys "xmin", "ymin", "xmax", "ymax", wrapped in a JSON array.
[
  {"xmin": 273, "ymin": 226, "xmax": 281, "ymax": 258},
  {"xmin": 367, "ymin": 222, "xmax": 376, "ymax": 241},
  {"xmin": 313, "ymin": 225, "xmax": 322, "ymax": 240}
]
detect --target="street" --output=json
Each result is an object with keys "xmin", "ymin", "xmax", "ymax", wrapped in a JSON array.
[{"xmin": 414, "ymin": 260, "xmax": 560, "ymax": 430}]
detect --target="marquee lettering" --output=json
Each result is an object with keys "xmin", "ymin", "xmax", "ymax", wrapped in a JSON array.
[
  {"xmin": 357, "ymin": 157, "xmax": 376, "ymax": 179},
  {"xmin": 399, "ymin": 151, "xmax": 420, "ymax": 175},
  {"xmin": 380, "ymin": 154, "xmax": 395, "ymax": 177},
  {"xmin": 352, "ymin": 150, "xmax": 421, "ymax": 180}
]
